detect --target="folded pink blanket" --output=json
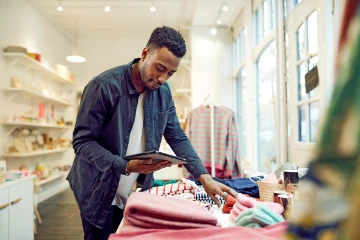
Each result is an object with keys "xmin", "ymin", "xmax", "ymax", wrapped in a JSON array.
[
  {"xmin": 110, "ymin": 222, "xmax": 288, "ymax": 240},
  {"xmin": 122, "ymin": 192, "xmax": 220, "ymax": 231}
]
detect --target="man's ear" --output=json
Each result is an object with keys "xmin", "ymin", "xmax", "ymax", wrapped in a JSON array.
[{"xmin": 141, "ymin": 47, "xmax": 149, "ymax": 61}]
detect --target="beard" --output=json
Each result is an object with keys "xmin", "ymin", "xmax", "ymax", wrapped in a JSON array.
[{"xmin": 139, "ymin": 61, "xmax": 159, "ymax": 92}]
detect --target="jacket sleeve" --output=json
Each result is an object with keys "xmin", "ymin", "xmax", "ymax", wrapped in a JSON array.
[
  {"xmin": 163, "ymin": 95, "xmax": 208, "ymax": 178},
  {"xmin": 225, "ymin": 113, "xmax": 242, "ymax": 177},
  {"xmin": 72, "ymin": 80, "xmax": 128, "ymax": 174}
]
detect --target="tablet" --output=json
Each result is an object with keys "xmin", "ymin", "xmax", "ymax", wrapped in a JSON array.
[{"xmin": 123, "ymin": 150, "xmax": 187, "ymax": 165}]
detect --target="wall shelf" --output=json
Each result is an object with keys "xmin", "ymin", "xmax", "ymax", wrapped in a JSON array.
[
  {"xmin": 1, "ymin": 122, "xmax": 73, "ymax": 129},
  {"xmin": 2, "ymin": 148, "xmax": 71, "ymax": 158},
  {"xmin": 34, "ymin": 171, "xmax": 69, "ymax": 186},
  {"xmin": 2, "ymin": 52, "xmax": 74, "ymax": 85},
  {"xmin": 2, "ymin": 88, "xmax": 74, "ymax": 106}
]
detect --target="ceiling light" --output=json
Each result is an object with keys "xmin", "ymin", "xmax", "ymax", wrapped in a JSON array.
[
  {"xmin": 210, "ymin": 28, "xmax": 217, "ymax": 35},
  {"xmin": 222, "ymin": 5, "xmax": 228, "ymax": 11},
  {"xmin": 57, "ymin": 0, "xmax": 63, "ymax": 11},
  {"xmin": 104, "ymin": 5, "xmax": 110, "ymax": 12},
  {"xmin": 66, "ymin": 55, "xmax": 86, "ymax": 63},
  {"xmin": 67, "ymin": 18, "xmax": 86, "ymax": 63},
  {"xmin": 216, "ymin": 19, "xmax": 221, "ymax": 24},
  {"xmin": 150, "ymin": 6, "xmax": 156, "ymax": 12}
]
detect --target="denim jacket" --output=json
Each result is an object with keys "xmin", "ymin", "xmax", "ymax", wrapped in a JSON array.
[{"xmin": 67, "ymin": 58, "xmax": 208, "ymax": 228}]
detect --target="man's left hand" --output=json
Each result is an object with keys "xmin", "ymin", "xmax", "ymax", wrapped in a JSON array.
[{"xmin": 197, "ymin": 174, "xmax": 238, "ymax": 207}]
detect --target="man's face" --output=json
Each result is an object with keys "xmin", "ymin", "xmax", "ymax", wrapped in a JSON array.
[{"xmin": 139, "ymin": 47, "xmax": 181, "ymax": 91}]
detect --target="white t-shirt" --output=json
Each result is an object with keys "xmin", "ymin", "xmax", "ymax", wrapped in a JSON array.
[{"xmin": 112, "ymin": 91, "xmax": 146, "ymax": 208}]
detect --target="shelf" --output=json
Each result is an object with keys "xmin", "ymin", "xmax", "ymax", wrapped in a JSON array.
[
  {"xmin": 2, "ymin": 148, "xmax": 71, "ymax": 158},
  {"xmin": 2, "ymin": 52, "xmax": 74, "ymax": 85},
  {"xmin": 2, "ymin": 88, "xmax": 74, "ymax": 106},
  {"xmin": 34, "ymin": 171, "xmax": 69, "ymax": 186},
  {"xmin": 1, "ymin": 122, "xmax": 73, "ymax": 129}
]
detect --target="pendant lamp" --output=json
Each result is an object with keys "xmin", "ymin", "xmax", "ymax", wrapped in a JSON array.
[{"xmin": 66, "ymin": 18, "xmax": 86, "ymax": 63}]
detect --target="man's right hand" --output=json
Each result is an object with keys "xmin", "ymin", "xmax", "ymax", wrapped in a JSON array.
[{"xmin": 126, "ymin": 158, "xmax": 171, "ymax": 174}]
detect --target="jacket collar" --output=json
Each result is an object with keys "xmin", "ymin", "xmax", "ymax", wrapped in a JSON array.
[{"xmin": 125, "ymin": 58, "xmax": 141, "ymax": 95}]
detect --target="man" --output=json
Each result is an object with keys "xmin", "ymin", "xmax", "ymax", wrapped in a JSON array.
[{"xmin": 67, "ymin": 26, "xmax": 237, "ymax": 240}]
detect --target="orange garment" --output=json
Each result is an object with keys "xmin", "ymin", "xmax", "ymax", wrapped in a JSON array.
[{"xmin": 222, "ymin": 195, "xmax": 236, "ymax": 213}]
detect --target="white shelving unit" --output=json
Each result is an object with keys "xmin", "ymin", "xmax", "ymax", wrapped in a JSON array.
[
  {"xmin": 34, "ymin": 171, "xmax": 69, "ymax": 186},
  {"xmin": 1, "ymin": 122, "xmax": 72, "ymax": 129},
  {"xmin": 2, "ymin": 88, "xmax": 74, "ymax": 106},
  {"xmin": 2, "ymin": 52, "xmax": 74, "ymax": 85},
  {"xmin": 1, "ymin": 148, "xmax": 72, "ymax": 158}
]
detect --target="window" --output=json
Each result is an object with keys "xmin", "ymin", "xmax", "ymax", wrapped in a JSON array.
[
  {"xmin": 295, "ymin": 11, "xmax": 319, "ymax": 143},
  {"xmin": 256, "ymin": 42, "xmax": 277, "ymax": 173},
  {"xmin": 236, "ymin": 69, "xmax": 247, "ymax": 160}
]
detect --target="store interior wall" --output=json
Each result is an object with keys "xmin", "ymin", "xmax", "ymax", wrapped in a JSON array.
[{"xmin": 0, "ymin": 0, "xmax": 77, "ymax": 202}]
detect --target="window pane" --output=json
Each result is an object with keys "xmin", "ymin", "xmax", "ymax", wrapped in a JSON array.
[
  {"xmin": 255, "ymin": 10, "xmax": 259, "ymax": 45},
  {"xmin": 297, "ymin": 63, "xmax": 306, "ymax": 101},
  {"xmin": 309, "ymin": 101, "xmax": 319, "ymax": 142},
  {"xmin": 257, "ymin": 42, "xmax": 276, "ymax": 173},
  {"xmin": 297, "ymin": 24, "xmax": 305, "ymax": 60},
  {"xmin": 232, "ymin": 40, "xmax": 237, "ymax": 67},
  {"xmin": 307, "ymin": 11, "xmax": 318, "ymax": 54},
  {"xmin": 236, "ymin": 69, "xmax": 247, "ymax": 160},
  {"xmin": 298, "ymin": 104, "xmax": 306, "ymax": 142},
  {"xmin": 263, "ymin": 0, "xmax": 269, "ymax": 37},
  {"xmin": 308, "ymin": 55, "xmax": 319, "ymax": 98},
  {"xmin": 236, "ymin": 35, "xmax": 241, "ymax": 63},
  {"xmin": 271, "ymin": 0, "xmax": 275, "ymax": 30}
]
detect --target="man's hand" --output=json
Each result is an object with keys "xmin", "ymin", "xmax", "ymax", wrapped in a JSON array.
[
  {"xmin": 197, "ymin": 174, "xmax": 238, "ymax": 208},
  {"xmin": 126, "ymin": 158, "xmax": 171, "ymax": 174}
]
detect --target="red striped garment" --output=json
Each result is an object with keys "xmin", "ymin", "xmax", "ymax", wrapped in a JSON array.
[{"xmin": 184, "ymin": 105, "xmax": 241, "ymax": 178}]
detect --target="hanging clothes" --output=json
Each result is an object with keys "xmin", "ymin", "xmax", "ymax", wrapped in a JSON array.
[{"xmin": 184, "ymin": 105, "xmax": 241, "ymax": 178}]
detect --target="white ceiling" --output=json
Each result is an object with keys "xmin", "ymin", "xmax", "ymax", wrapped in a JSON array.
[{"xmin": 29, "ymin": 0, "xmax": 244, "ymax": 43}]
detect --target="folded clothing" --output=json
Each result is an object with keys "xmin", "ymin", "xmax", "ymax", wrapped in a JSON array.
[
  {"xmin": 153, "ymin": 179, "xmax": 177, "ymax": 187},
  {"xmin": 235, "ymin": 204, "xmax": 284, "ymax": 227},
  {"xmin": 122, "ymin": 192, "xmax": 220, "ymax": 232},
  {"xmin": 146, "ymin": 178, "xmax": 199, "ymax": 196},
  {"xmin": 194, "ymin": 191, "xmax": 226, "ymax": 205},
  {"xmin": 188, "ymin": 176, "xmax": 263, "ymax": 198},
  {"xmin": 222, "ymin": 194, "xmax": 236, "ymax": 213},
  {"xmin": 109, "ymin": 222, "xmax": 289, "ymax": 240},
  {"xmin": 229, "ymin": 194, "xmax": 283, "ymax": 222}
]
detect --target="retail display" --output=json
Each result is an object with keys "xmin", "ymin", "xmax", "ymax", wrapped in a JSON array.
[
  {"xmin": 145, "ymin": 178, "xmax": 199, "ymax": 196},
  {"xmin": 184, "ymin": 105, "xmax": 241, "ymax": 178},
  {"xmin": 121, "ymin": 192, "xmax": 220, "ymax": 232}
]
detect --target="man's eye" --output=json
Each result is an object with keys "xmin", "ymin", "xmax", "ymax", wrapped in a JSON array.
[{"xmin": 157, "ymin": 66, "xmax": 165, "ymax": 72}]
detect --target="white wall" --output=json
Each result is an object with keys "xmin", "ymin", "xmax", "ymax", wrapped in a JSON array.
[
  {"xmin": 190, "ymin": 27, "xmax": 234, "ymax": 109},
  {"xmin": 71, "ymin": 31, "xmax": 152, "ymax": 91}
]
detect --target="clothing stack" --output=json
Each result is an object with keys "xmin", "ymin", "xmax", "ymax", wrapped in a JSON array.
[
  {"xmin": 120, "ymin": 192, "xmax": 220, "ymax": 232},
  {"xmin": 145, "ymin": 178, "xmax": 199, "ymax": 196},
  {"xmin": 222, "ymin": 194, "xmax": 236, "ymax": 213},
  {"xmin": 230, "ymin": 194, "xmax": 283, "ymax": 223},
  {"xmin": 234, "ymin": 204, "xmax": 284, "ymax": 228}
]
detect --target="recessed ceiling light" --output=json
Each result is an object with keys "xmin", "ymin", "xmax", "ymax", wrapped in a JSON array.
[
  {"xmin": 66, "ymin": 55, "xmax": 86, "ymax": 63},
  {"xmin": 210, "ymin": 28, "xmax": 217, "ymax": 35},
  {"xmin": 57, "ymin": 0, "xmax": 63, "ymax": 11},
  {"xmin": 216, "ymin": 19, "xmax": 221, "ymax": 24},
  {"xmin": 105, "ymin": 6, "xmax": 110, "ymax": 12},
  {"xmin": 150, "ymin": 6, "xmax": 156, "ymax": 12},
  {"xmin": 222, "ymin": 5, "xmax": 228, "ymax": 12}
]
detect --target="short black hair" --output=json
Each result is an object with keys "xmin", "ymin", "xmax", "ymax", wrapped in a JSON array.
[{"xmin": 146, "ymin": 26, "xmax": 186, "ymax": 58}]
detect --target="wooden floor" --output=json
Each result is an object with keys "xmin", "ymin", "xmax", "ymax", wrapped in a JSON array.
[{"xmin": 35, "ymin": 188, "xmax": 83, "ymax": 240}]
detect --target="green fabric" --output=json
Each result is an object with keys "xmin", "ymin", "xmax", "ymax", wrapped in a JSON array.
[
  {"xmin": 234, "ymin": 204, "xmax": 284, "ymax": 227},
  {"xmin": 152, "ymin": 179, "xmax": 177, "ymax": 187}
]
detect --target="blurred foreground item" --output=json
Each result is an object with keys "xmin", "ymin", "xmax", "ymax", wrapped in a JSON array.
[{"xmin": 285, "ymin": 2, "xmax": 360, "ymax": 239}]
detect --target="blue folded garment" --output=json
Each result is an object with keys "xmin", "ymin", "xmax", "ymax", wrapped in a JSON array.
[{"xmin": 235, "ymin": 204, "xmax": 284, "ymax": 227}]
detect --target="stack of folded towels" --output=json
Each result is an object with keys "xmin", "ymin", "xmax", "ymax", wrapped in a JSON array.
[
  {"xmin": 122, "ymin": 192, "xmax": 220, "ymax": 232},
  {"xmin": 230, "ymin": 194, "xmax": 284, "ymax": 225}
]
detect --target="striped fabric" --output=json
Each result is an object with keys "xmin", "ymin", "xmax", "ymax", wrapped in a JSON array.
[
  {"xmin": 146, "ymin": 178, "xmax": 199, "ymax": 196},
  {"xmin": 194, "ymin": 188, "xmax": 226, "ymax": 205},
  {"xmin": 184, "ymin": 105, "xmax": 241, "ymax": 178}
]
